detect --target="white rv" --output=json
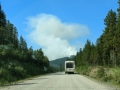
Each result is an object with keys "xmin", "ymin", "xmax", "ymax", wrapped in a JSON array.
[{"xmin": 65, "ymin": 60, "xmax": 75, "ymax": 74}]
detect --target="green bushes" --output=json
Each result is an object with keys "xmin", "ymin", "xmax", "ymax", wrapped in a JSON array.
[
  {"xmin": 0, "ymin": 68, "xmax": 18, "ymax": 85},
  {"xmin": 0, "ymin": 63, "xmax": 27, "ymax": 85},
  {"xmin": 0, "ymin": 60, "xmax": 57, "ymax": 86},
  {"xmin": 108, "ymin": 68, "xmax": 120, "ymax": 84},
  {"xmin": 0, "ymin": 61, "xmax": 46, "ymax": 86},
  {"xmin": 76, "ymin": 65, "xmax": 89, "ymax": 75},
  {"xmin": 97, "ymin": 67, "xmax": 105, "ymax": 78},
  {"xmin": 0, "ymin": 45, "xmax": 50, "ymax": 86},
  {"xmin": 11, "ymin": 66, "xmax": 26, "ymax": 79},
  {"xmin": 0, "ymin": 68, "xmax": 10, "ymax": 85}
]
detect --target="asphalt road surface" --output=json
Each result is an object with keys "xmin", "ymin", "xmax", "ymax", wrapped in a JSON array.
[{"xmin": 0, "ymin": 72, "xmax": 119, "ymax": 90}]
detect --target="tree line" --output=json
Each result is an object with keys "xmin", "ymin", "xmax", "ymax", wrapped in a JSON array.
[
  {"xmin": 0, "ymin": 3, "xmax": 50, "ymax": 84},
  {"xmin": 74, "ymin": 0, "xmax": 120, "ymax": 68}
]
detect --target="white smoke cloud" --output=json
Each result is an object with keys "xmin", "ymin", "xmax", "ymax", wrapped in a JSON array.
[{"xmin": 26, "ymin": 14, "xmax": 90, "ymax": 60}]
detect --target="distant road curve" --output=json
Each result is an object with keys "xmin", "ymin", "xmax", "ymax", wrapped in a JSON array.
[{"xmin": 0, "ymin": 72, "xmax": 118, "ymax": 90}]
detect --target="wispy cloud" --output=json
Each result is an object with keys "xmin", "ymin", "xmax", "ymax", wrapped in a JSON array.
[{"xmin": 26, "ymin": 14, "xmax": 90, "ymax": 60}]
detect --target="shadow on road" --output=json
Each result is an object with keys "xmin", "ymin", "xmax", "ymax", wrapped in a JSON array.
[
  {"xmin": 49, "ymin": 72, "xmax": 66, "ymax": 75},
  {"xmin": 49, "ymin": 72, "xmax": 79, "ymax": 75},
  {"xmin": 4, "ymin": 82, "xmax": 37, "ymax": 86},
  {"xmin": 28, "ymin": 77, "xmax": 48, "ymax": 80}
]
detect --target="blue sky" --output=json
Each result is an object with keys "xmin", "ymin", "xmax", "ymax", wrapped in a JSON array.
[{"xmin": 0, "ymin": 0, "xmax": 119, "ymax": 60}]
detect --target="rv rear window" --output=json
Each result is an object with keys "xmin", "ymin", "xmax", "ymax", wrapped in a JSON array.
[{"xmin": 66, "ymin": 63, "xmax": 73, "ymax": 68}]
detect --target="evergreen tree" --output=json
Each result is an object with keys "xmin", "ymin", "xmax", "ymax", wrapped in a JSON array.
[
  {"xmin": 36, "ymin": 48, "xmax": 44, "ymax": 61},
  {"xmin": 13, "ymin": 27, "xmax": 18, "ymax": 48},
  {"xmin": 74, "ymin": 52, "xmax": 79, "ymax": 66},
  {"xmin": 82, "ymin": 40, "xmax": 91, "ymax": 65},
  {"xmin": 103, "ymin": 10, "xmax": 117, "ymax": 66},
  {"xmin": 78, "ymin": 48, "xmax": 83, "ymax": 65},
  {"xmin": 89, "ymin": 43, "xmax": 97, "ymax": 65},
  {"xmin": 19, "ymin": 36, "xmax": 28, "ymax": 52},
  {"xmin": 43, "ymin": 56, "xmax": 49, "ymax": 67},
  {"xmin": 116, "ymin": 0, "xmax": 120, "ymax": 65},
  {"xmin": 96, "ymin": 35, "xmax": 104, "ymax": 66},
  {"xmin": 0, "ymin": 4, "xmax": 6, "ymax": 45}
]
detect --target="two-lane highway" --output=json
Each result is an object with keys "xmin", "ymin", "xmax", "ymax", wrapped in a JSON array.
[{"xmin": 0, "ymin": 72, "xmax": 118, "ymax": 90}]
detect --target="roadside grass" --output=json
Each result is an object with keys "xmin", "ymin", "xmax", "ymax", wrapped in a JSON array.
[{"xmin": 76, "ymin": 66, "xmax": 120, "ymax": 87}]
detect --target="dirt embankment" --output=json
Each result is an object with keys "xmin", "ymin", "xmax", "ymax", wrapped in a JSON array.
[{"xmin": 77, "ymin": 66, "xmax": 120, "ymax": 86}]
